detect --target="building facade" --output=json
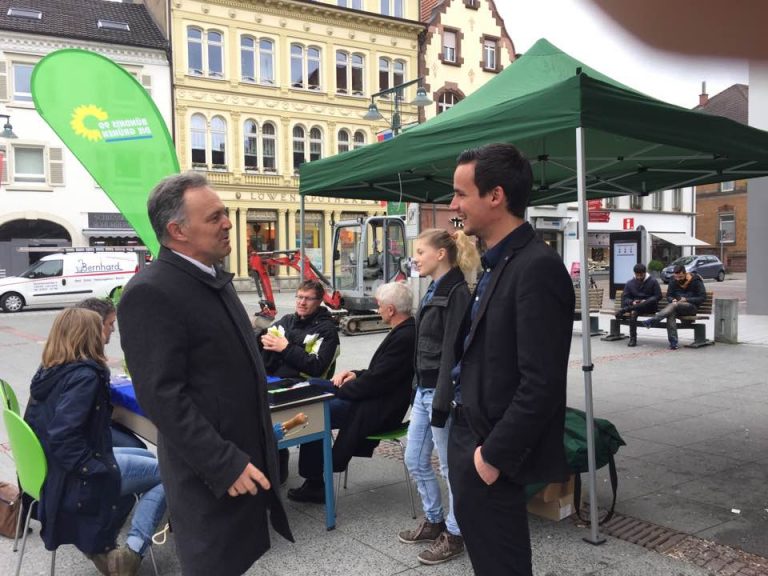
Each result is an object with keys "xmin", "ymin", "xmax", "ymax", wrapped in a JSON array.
[
  {"xmin": 0, "ymin": 0, "xmax": 171, "ymax": 277},
  {"xmin": 167, "ymin": 0, "xmax": 423, "ymax": 284},
  {"xmin": 416, "ymin": 0, "xmax": 515, "ymax": 231},
  {"xmin": 694, "ymin": 84, "xmax": 749, "ymax": 272}
]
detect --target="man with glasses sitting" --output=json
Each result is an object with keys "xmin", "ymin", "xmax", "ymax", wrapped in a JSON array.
[{"xmin": 259, "ymin": 280, "xmax": 340, "ymax": 482}]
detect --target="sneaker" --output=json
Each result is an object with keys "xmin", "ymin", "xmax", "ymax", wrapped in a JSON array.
[
  {"xmin": 641, "ymin": 319, "xmax": 653, "ymax": 329},
  {"xmin": 107, "ymin": 546, "xmax": 141, "ymax": 576},
  {"xmin": 287, "ymin": 479, "xmax": 325, "ymax": 504},
  {"xmin": 627, "ymin": 337, "xmax": 637, "ymax": 347},
  {"xmin": 417, "ymin": 531, "xmax": 465, "ymax": 565},
  {"xmin": 398, "ymin": 518, "xmax": 446, "ymax": 544}
]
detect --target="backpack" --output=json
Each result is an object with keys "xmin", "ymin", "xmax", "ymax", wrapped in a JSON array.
[{"xmin": 564, "ymin": 407, "xmax": 626, "ymax": 524}]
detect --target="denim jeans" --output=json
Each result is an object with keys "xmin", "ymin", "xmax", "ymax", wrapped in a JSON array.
[
  {"xmin": 114, "ymin": 447, "xmax": 166, "ymax": 557},
  {"xmin": 404, "ymin": 387, "xmax": 460, "ymax": 535}
]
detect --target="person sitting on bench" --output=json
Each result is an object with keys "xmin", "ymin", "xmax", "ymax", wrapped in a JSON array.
[
  {"xmin": 615, "ymin": 263, "xmax": 661, "ymax": 347},
  {"xmin": 643, "ymin": 264, "xmax": 705, "ymax": 350}
]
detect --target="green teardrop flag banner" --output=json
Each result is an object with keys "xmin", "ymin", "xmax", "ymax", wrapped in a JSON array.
[{"xmin": 31, "ymin": 49, "xmax": 179, "ymax": 256}]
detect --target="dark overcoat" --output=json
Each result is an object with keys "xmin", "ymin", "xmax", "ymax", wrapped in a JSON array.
[
  {"xmin": 332, "ymin": 317, "xmax": 415, "ymax": 472},
  {"xmin": 24, "ymin": 361, "xmax": 123, "ymax": 554},
  {"xmin": 118, "ymin": 248, "xmax": 292, "ymax": 576},
  {"xmin": 453, "ymin": 223, "xmax": 575, "ymax": 485}
]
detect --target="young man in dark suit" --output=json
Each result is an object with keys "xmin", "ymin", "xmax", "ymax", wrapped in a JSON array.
[
  {"xmin": 448, "ymin": 144, "xmax": 575, "ymax": 576},
  {"xmin": 118, "ymin": 173, "xmax": 292, "ymax": 576}
]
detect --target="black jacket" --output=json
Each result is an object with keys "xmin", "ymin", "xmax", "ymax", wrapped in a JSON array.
[
  {"xmin": 24, "ymin": 361, "xmax": 122, "ymax": 554},
  {"xmin": 621, "ymin": 274, "xmax": 662, "ymax": 308},
  {"xmin": 454, "ymin": 223, "xmax": 574, "ymax": 485},
  {"xmin": 260, "ymin": 307, "xmax": 339, "ymax": 379},
  {"xmin": 332, "ymin": 317, "xmax": 415, "ymax": 472},
  {"xmin": 118, "ymin": 248, "xmax": 292, "ymax": 576},
  {"xmin": 413, "ymin": 267, "xmax": 471, "ymax": 427},
  {"xmin": 667, "ymin": 273, "xmax": 706, "ymax": 310}
]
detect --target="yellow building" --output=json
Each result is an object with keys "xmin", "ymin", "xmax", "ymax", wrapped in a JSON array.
[{"xmin": 166, "ymin": 0, "xmax": 423, "ymax": 286}]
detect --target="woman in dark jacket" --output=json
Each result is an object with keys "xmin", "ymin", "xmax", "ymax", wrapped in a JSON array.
[
  {"xmin": 23, "ymin": 308, "xmax": 165, "ymax": 576},
  {"xmin": 398, "ymin": 229, "xmax": 478, "ymax": 566}
]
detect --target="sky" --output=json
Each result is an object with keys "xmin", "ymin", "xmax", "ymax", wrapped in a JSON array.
[{"xmin": 495, "ymin": 0, "xmax": 748, "ymax": 108}]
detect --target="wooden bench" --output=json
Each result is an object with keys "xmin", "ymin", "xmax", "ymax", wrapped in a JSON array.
[
  {"xmin": 601, "ymin": 290, "xmax": 714, "ymax": 348},
  {"xmin": 574, "ymin": 287, "xmax": 604, "ymax": 336}
]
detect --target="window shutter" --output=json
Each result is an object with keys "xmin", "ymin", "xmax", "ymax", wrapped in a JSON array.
[
  {"xmin": 48, "ymin": 147, "xmax": 65, "ymax": 186},
  {"xmin": 140, "ymin": 74, "xmax": 152, "ymax": 96},
  {"xmin": 0, "ymin": 61, "xmax": 8, "ymax": 101},
  {"xmin": 0, "ymin": 145, "xmax": 8, "ymax": 184}
]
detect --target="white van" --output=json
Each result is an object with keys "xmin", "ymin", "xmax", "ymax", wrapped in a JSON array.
[{"xmin": 0, "ymin": 251, "xmax": 138, "ymax": 313}]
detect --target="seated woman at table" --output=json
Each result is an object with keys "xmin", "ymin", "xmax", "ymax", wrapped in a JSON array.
[
  {"xmin": 287, "ymin": 282, "xmax": 416, "ymax": 504},
  {"xmin": 24, "ymin": 308, "xmax": 166, "ymax": 576},
  {"xmin": 77, "ymin": 297, "xmax": 147, "ymax": 450}
]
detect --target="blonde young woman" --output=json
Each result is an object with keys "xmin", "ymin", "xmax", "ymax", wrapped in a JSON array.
[
  {"xmin": 398, "ymin": 229, "xmax": 479, "ymax": 565},
  {"xmin": 23, "ymin": 308, "xmax": 165, "ymax": 576}
]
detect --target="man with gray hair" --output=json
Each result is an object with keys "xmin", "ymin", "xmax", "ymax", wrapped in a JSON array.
[
  {"xmin": 118, "ymin": 172, "xmax": 292, "ymax": 576},
  {"xmin": 287, "ymin": 282, "xmax": 416, "ymax": 504}
]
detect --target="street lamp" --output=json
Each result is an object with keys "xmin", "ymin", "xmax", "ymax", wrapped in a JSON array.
[
  {"xmin": 0, "ymin": 114, "xmax": 18, "ymax": 139},
  {"xmin": 362, "ymin": 78, "xmax": 432, "ymax": 136}
]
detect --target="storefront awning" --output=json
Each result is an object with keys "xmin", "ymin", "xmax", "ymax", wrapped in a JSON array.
[
  {"xmin": 651, "ymin": 232, "xmax": 709, "ymax": 246},
  {"xmin": 82, "ymin": 228, "xmax": 137, "ymax": 238}
]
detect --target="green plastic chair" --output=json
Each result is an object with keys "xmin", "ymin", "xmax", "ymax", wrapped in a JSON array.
[
  {"xmin": 336, "ymin": 421, "xmax": 416, "ymax": 518},
  {"xmin": 0, "ymin": 379, "xmax": 20, "ymax": 414},
  {"xmin": 3, "ymin": 408, "xmax": 55, "ymax": 576}
]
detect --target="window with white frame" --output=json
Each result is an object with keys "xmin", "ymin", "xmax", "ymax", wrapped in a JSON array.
[
  {"xmin": 291, "ymin": 44, "xmax": 321, "ymax": 90},
  {"xmin": 187, "ymin": 27, "xmax": 224, "ymax": 78},
  {"xmin": 293, "ymin": 126, "xmax": 306, "ymax": 170},
  {"xmin": 443, "ymin": 30, "xmax": 457, "ymax": 64},
  {"xmin": 309, "ymin": 127, "xmax": 323, "ymax": 161},
  {"xmin": 336, "ymin": 51, "xmax": 364, "ymax": 96},
  {"xmin": 338, "ymin": 129, "xmax": 350, "ymax": 154},
  {"xmin": 190, "ymin": 114, "xmax": 227, "ymax": 168},
  {"xmin": 719, "ymin": 213, "xmax": 736, "ymax": 244},
  {"xmin": 244, "ymin": 120, "xmax": 259, "ymax": 170},
  {"xmin": 482, "ymin": 37, "xmax": 499, "ymax": 71},
  {"xmin": 437, "ymin": 91, "xmax": 460, "ymax": 114},
  {"xmin": 720, "ymin": 180, "xmax": 735, "ymax": 192},
  {"xmin": 210, "ymin": 116, "xmax": 226, "ymax": 167},
  {"xmin": 380, "ymin": 0, "xmax": 403, "ymax": 17},
  {"xmin": 672, "ymin": 188, "xmax": 683, "ymax": 211},
  {"xmin": 13, "ymin": 146, "xmax": 45, "ymax": 183},
  {"xmin": 262, "ymin": 122, "xmax": 277, "ymax": 171},
  {"xmin": 13, "ymin": 63, "xmax": 33, "ymax": 101},
  {"xmin": 630, "ymin": 194, "xmax": 643, "ymax": 210},
  {"xmin": 241, "ymin": 36, "xmax": 274, "ymax": 84},
  {"xmin": 604, "ymin": 196, "xmax": 618, "ymax": 209},
  {"xmin": 353, "ymin": 130, "xmax": 366, "ymax": 149},
  {"xmin": 652, "ymin": 191, "xmax": 663, "ymax": 211},
  {"xmin": 379, "ymin": 58, "xmax": 406, "ymax": 95}
]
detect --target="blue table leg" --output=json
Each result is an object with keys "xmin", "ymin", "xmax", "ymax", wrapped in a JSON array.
[{"xmin": 322, "ymin": 400, "xmax": 336, "ymax": 530}]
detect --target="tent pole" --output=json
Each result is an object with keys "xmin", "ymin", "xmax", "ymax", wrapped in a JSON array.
[
  {"xmin": 576, "ymin": 126, "xmax": 605, "ymax": 546},
  {"xmin": 300, "ymin": 194, "xmax": 306, "ymax": 280}
]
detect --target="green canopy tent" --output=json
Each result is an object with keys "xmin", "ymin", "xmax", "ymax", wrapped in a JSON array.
[{"xmin": 299, "ymin": 38, "xmax": 768, "ymax": 542}]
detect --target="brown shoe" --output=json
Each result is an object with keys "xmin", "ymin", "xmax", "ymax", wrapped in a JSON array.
[
  {"xmin": 107, "ymin": 546, "xmax": 141, "ymax": 576},
  {"xmin": 417, "ymin": 530, "xmax": 465, "ymax": 565},
  {"xmin": 87, "ymin": 551, "xmax": 111, "ymax": 576},
  {"xmin": 398, "ymin": 518, "xmax": 446, "ymax": 544}
]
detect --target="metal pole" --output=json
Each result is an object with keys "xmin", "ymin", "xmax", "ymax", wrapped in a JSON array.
[
  {"xmin": 576, "ymin": 127, "xmax": 605, "ymax": 546},
  {"xmin": 299, "ymin": 194, "xmax": 306, "ymax": 280}
]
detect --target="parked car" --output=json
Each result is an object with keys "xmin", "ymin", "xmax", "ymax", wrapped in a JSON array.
[
  {"xmin": 660, "ymin": 255, "xmax": 726, "ymax": 284},
  {"xmin": 0, "ymin": 251, "xmax": 138, "ymax": 312}
]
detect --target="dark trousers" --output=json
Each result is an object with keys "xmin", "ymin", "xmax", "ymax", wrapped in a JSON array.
[
  {"xmin": 654, "ymin": 301, "xmax": 697, "ymax": 342},
  {"xmin": 298, "ymin": 385, "xmax": 352, "ymax": 481},
  {"xmin": 620, "ymin": 301, "xmax": 658, "ymax": 337},
  {"xmin": 448, "ymin": 415, "xmax": 532, "ymax": 576}
]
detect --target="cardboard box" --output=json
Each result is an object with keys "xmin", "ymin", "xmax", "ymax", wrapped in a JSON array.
[{"xmin": 527, "ymin": 475, "xmax": 575, "ymax": 521}]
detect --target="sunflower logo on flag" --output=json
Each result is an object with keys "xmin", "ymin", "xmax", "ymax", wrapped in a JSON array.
[{"xmin": 70, "ymin": 104, "xmax": 108, "ymax": 142}]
